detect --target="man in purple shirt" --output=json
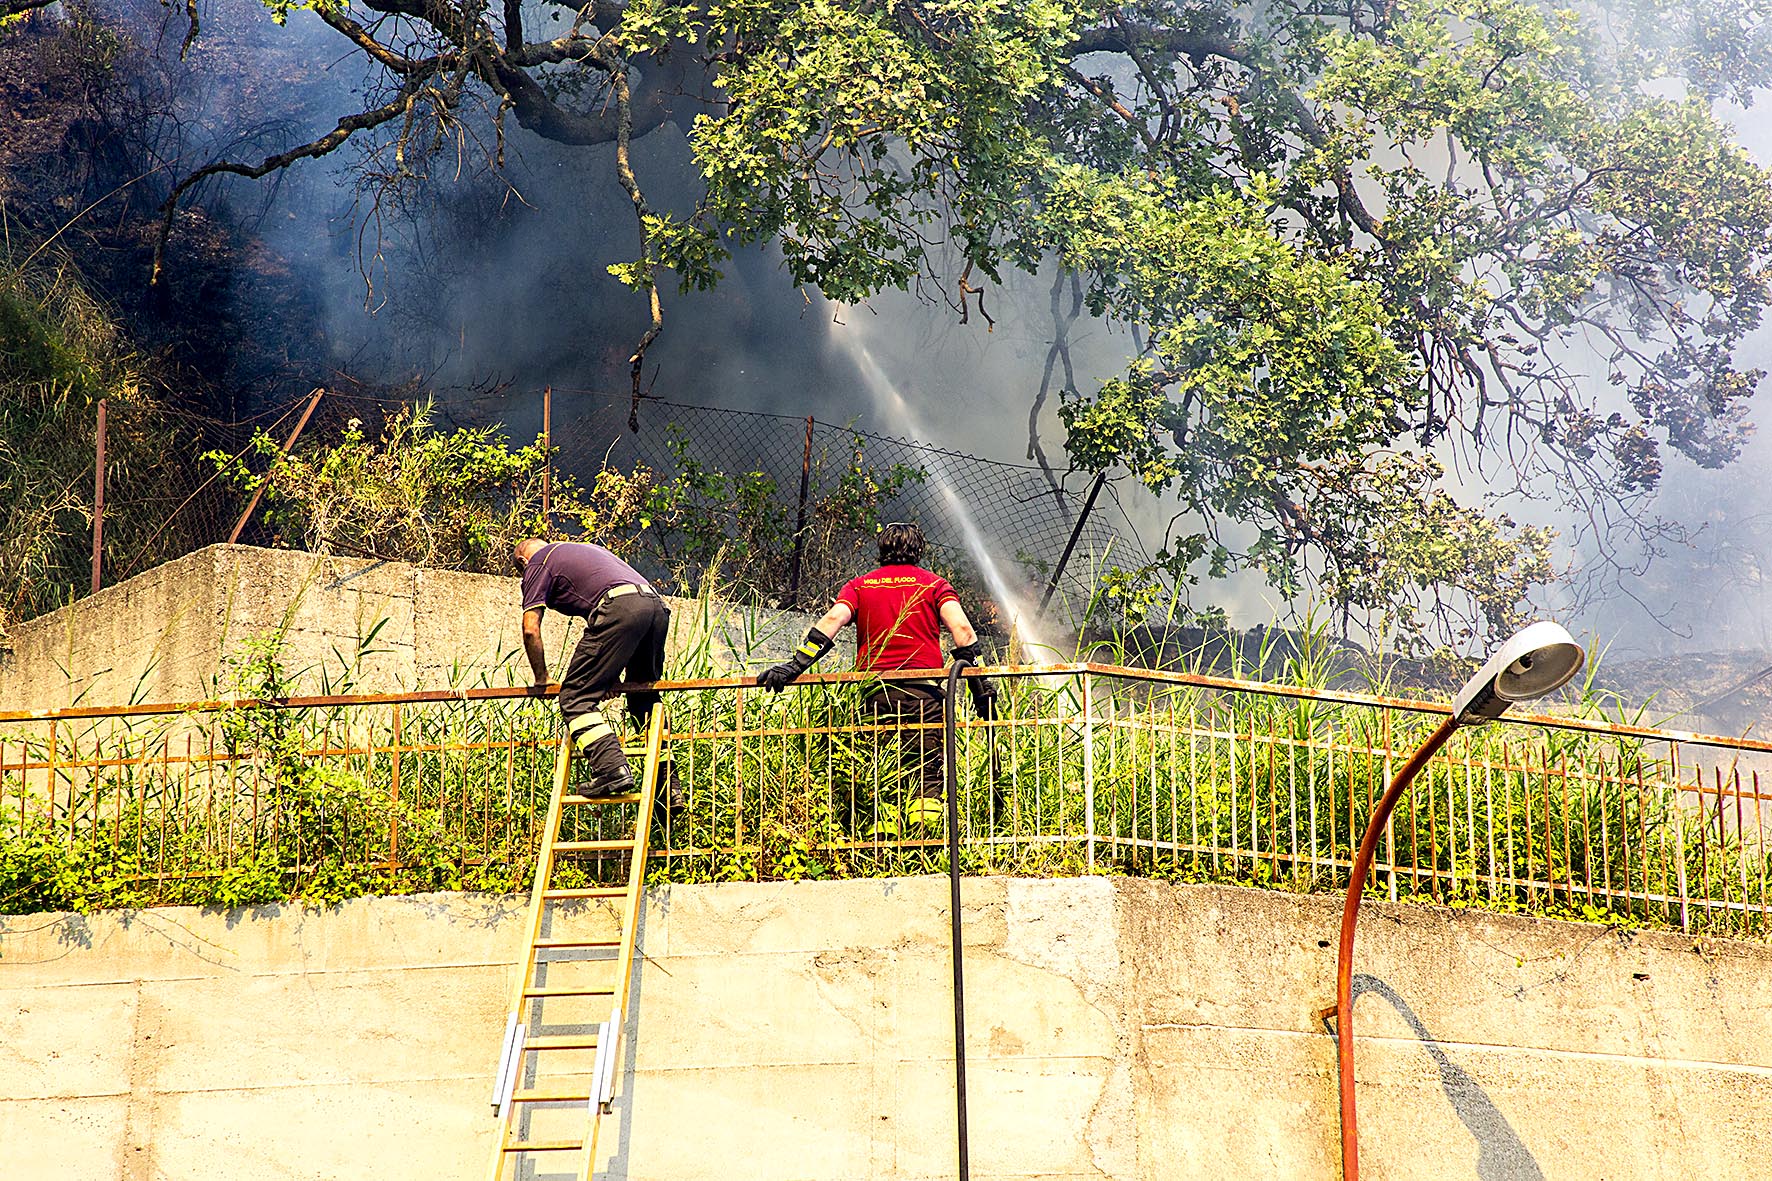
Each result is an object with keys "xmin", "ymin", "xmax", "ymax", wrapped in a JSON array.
[{"xmin": 514, "ymin": 538, "xmax": 670, "ymax": 795}]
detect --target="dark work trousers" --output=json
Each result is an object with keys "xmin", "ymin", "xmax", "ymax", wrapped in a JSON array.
[
  {"xmin": 864, "ymin": 681, "xmax": 946, "ymax": 802},
  {"xmin": 558, "ymin": 590, "xmax": 670, "ymax": 780}
]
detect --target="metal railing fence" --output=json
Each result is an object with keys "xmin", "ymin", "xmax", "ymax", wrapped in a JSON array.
[{"xmin": 4, "ymin": 666, "xmax": 1770, "ymax": 937}]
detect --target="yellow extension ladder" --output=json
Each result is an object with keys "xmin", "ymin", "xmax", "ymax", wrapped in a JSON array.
[{"xmin": 485, "ymin": 704, "xmax": 664, "ymax": 1181}]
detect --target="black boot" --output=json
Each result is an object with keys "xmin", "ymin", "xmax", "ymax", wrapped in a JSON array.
[{"xmin": 579, "ymin": 734, "xmax": 635, "ymax": 797}]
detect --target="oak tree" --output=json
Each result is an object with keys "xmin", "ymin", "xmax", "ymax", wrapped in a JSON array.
[{"xmin": 157, "ymin": 0, "xmax": 1772, "ymax": 646}]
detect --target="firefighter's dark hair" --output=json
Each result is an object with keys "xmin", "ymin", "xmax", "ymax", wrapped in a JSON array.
[{"xmin": 878, "ymin": 521, "xmax": 925, "ymax": 565}]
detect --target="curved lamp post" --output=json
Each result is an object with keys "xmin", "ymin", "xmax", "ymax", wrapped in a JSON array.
[{"xmin": 1329, "ymin": 621, "xmax": 1586, "ymax": 1181}]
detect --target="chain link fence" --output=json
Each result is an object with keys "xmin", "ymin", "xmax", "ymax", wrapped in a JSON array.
[
  {"xmin": 547, "ymin": 391, "xmax": 1150, "ymax": 618},
  {"xmin": 18, "ymin": 385, "xmax": 1149, "ymax": 650},
  {"xmin": 97, "ymin": 398, "xmax": 262, "ymax": 585},
  {"xmin": 3, "ymin": 392, "xmax": 309, "ymax": 641}
]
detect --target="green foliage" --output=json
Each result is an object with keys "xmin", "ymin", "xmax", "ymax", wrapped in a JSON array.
[
  {"xmin": 4, "ymin": 604, "xmax": 1768, "ymax": 945},
  {"xmin": 674, "ymin": 0, "xmax": 1094, "ymax": 298},
  {"xmin": 0, "ymin": 809, "xmax": 144, "ymax": 913},
  {"xmin": 206, "ymin": 402, "xmax": 551, "ymax": 571},
  {"xmin": 210, "ymin": 407, "xmax": 928, "ymax": 606}
]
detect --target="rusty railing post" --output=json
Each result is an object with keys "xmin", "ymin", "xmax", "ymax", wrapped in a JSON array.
[
  {"xmin": 1037, "ymin": 470, "xmax": 1105, "ymax": 617},
  {"xmin": 389, "ymin": 702, "xmax": 403, "ymax": 868},
  {"xmin": 90, "ymin": 398, "xmax": 107, "ymax": 595},
  {"xmin": 1082, "ymin": 671, "xmax": 1096, "ymax": 870}
]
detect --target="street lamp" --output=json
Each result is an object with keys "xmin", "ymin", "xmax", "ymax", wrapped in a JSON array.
[{"xmin": 1327, "ymin": 621, "xmax": 1585, "ymax": 1181}]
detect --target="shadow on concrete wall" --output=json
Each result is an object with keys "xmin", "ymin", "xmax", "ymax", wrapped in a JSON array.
[
  {"xmin": 521, "ymin": 898, "xmax": 656, "ymax": 1181},
  {"xmin": 599, "ymin": 897, "xmax": 651, "ymax": 1181},
  {"xmin": 1354, "ymin": 974, "xmax": 1544, "ymax": 1181}
]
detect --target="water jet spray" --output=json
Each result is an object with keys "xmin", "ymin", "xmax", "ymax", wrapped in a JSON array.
[{"xmin": 827, "ymin": 316, "xmax": 1060, "ymax": 663}]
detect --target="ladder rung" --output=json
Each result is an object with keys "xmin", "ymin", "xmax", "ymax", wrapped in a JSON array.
[
  {"xmin": 523, "ymin": 986, "xmax": 616, "ymax": 999},
  {"xmin": 511, "ymin": 1087, "xmax": 593, "ymax": 1103},
  {"xmin": 554, "ymin": 839, "xmax": 637, "ymax": 853},
  {"xmin": 541, "ymin": 887, "xmax": 628, "ymax": 900},
  {"xmin": 503, "ymin": 1139, "xmax": 585, "ymax": 1153},
  {"xmin": 523, "ymin": 1034, "xmax": 602, "ymax": 1051},
  {"xmin": 534, "ymin": 937, "xmax": 621, "ymax": 949},
  {"xmin": 563, "ymin": 793, "xmax": 642, "ymax": 805}
]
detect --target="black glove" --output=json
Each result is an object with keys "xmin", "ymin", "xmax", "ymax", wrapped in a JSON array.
[
  {"xmin": 950, "ymin": 642, "xmax": 995, "ymax": 717},
  {"xmin": 757, "ymin": 626, "xmax": 834, "ymax": 692},
  {"xmin": 968, "ymin": 673, "xmax": 998, "ymax": 719}
]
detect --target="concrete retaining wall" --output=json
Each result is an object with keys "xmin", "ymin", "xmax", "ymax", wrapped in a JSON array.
[{"xmin": 5, "ymin": 877, "xmax": 1770, "ymax": 1179}]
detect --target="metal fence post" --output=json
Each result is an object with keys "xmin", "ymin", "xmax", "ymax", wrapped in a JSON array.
[
  {"xmin": 786, "ymin": 416, "xmax": 815, "ymax": 608},
  {"xmin": 389, "ymin": 703, "xmax": 403, "ymax": 868},
  {"xmin": 47, "ymin": 720, "xmax": 58, "ymax": 835},
  {"xmin": 734, "ymin": 685, "xmax": 747, "ymax": 856},
  {"xmin": 1673, "ymin": 749, "xmax": 1689, "ymax": 932},
  {"xmin": 229, "ymin": 387, "xmax": 323, "ymax": 544},
  {"xmin": 541, "ymin": 386, "xmax": 552, "ymax": 525},
  {"xmin": 90, "ymin": 398, "xmax": 107, "ymax": 595},
  {"xmin": 1037, "ymin": 470, "xmax": 1104, "ymax": 617}
]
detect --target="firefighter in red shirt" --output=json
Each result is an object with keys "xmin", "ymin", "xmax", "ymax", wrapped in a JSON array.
[{"xmin": 757, "ymin": 522, "xmax": 996, "ymax": 827}]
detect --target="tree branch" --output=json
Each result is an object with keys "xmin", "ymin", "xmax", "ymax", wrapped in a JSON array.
[
  {"xmin": 1029, "ymin": 267, "xmax": 1083, "ymax": 518},
  {"xmin": 152, "ymin": 91, "xmax": 421, "ymax": 285},
  {"xmin": 1060, "ymin": 64, "xmax": 1156, "ymax": 152},
  {"xmin": 317, "ymin": 10, "xmax": 437, "ymax": 75},
  {"xmin": 487, "ymin": 51, "xmax": 685, "ymax": 145},
  {"xmin": 1065, "ymin": 25, "xmax": 1243, "ymax": 65},
  {"xmin": 586, "ymin": 43, "xmax": 666, "ymax": 429}
]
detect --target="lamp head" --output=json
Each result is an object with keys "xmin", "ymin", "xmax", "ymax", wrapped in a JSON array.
[{"xmin": 1452, "ymin": 621, "xmax": 1585, "ymax": 724}]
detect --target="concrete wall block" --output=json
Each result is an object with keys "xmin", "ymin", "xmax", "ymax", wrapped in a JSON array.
[
  {"xmin": 1, "ymin": 544, "xmax": 787, "ymax": 710},
  {"xmin": 1003, "ymin": 876, "xmax": 1120, "ymax": 993},
  {"xmin": 1135, "ymin": 1023, "xmax": 1340, "ymax": 1180},
  {"xmin": 881, "ymin": 949, "xmax": 1116, "ymax": 1065},
  {"xmin": 0, "ymin": 982, "xmax": 137, "ymax": 1099},
  {"xmin": 0, "ymin": 1096, "xmax": 132, "ymax": 1180},
  {"xmin": 650, "ymin": 877, "xmax": 1009, "ymax": 958},
  {"xmin": 1, "ymin": 547, "xmax": 223, "ymax": 709},
  {"xmin": 614, "ymin": 1062, "xmax": 888, "ymax": 1181},
  {"xmin": 0, "ymin": 895, "xmax": 521, "ymax": 986},
  {"xmin": 246, "ymin": 893, "xmax": 522, "ymax": 975},
  {"xmin": 887, "ymin": 1057, "xmax": 1124, "ymax": 1180},
  {"xmin": 144, "ymin": 967, "xmax": 502, "ymax": 1092},
  {"xmin": 1350, "ymin": 1033, "xmax": 1772, "ymax": 1181},
  {"xmin": 629, "ymin": 947, "xmax": 885, "ymax": 1070},
  {"xmin": 141, "ymin": 1080, "xmax": 495, "ymax": 1181}
]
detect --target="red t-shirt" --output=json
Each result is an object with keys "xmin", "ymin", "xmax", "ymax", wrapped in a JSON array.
[{"xmin": 836, "ymin": 565, "xmax": 959, "ymax": 672}]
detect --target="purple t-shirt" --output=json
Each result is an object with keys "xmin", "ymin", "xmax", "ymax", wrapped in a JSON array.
[{"xmin": 519, "ymin": 542, "xmax": 647, "ymax": 617}]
